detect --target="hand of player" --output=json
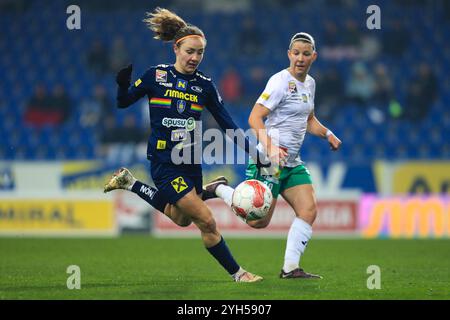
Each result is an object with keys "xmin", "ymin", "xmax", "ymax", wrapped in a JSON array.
[
  {"xmin": 255, "ymin": 145, "xmax": 287, "ymax": 177},
  {"xmin": 327, "ymin": 133, "xmax": 342, "ymax": 151},
  {"xmin": 255, "ymin": 150, "xmax": 271, "ymax": 168},
  {"xmin": 116, "ymin": 64, "xmax": 133, "ymax": 88},
  {"xmin": 268, "ymin": 145, "xmax": 288, "ymax": 167}
]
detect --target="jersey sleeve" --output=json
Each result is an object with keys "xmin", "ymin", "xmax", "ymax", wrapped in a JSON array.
[
  {"xmin": 206, "ymin": 82, "xmax": 259, "ymax": 155},
  {"xmin": 206, "ymin": 82, "xmax": 240, "ymax": 131},
  {"xmin": 117, "ymin": 69, "xmax": 154, "ymax": 108},
  {"xmin": 255, "ymin": 74, "xmax": 285, "ymax": 111}
]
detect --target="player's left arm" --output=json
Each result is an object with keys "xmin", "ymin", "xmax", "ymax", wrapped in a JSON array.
[
  {"xmin": 307, "ymin": 111, "xmax": 342, "ymax": 151},
  {"xmin": 116, "ymin": 64, "xmax": 150, "ymax": 108},
  {"xmin": 206, "ymin": 82, "xmax": 267, "ymax": 163},
  {"xmin": 206, "ymin": 83, "xmax": 240, "ymax": 132}
]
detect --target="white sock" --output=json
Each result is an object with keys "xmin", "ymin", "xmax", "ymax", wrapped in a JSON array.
[
  {"xmin": 216, "ymin": 184, "xmax": 234, "ymax": 207},
  {"xmin": 283, "ymin": 217, "xmax": 312, "ymax": 273},
  {"xmin": 231, "ymin": 267, "xmax": 246, "ymax": 280}
]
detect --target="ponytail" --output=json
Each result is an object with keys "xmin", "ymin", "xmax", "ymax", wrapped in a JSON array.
[{"xmin": 144, "ymin": 7, "xmax": 206, "ymax": 45}]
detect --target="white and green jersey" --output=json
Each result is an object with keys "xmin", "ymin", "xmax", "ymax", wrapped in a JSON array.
[{"xmin": 256, "ymin": 69, "xmax": 315, "ymax": 167}]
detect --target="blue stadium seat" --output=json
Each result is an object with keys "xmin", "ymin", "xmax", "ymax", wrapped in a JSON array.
[{"xmin": 1, "ymin": 0, "xmax": 448, "ymax": 162}]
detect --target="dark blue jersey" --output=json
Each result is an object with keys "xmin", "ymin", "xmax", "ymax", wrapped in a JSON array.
[{"xmin": 117, "ymin": 64, "xmax": 254, "ymax": 165}]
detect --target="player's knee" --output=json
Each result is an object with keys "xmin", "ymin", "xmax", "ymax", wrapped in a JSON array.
[
  {"xmin": 179, "ymin": 221, "xmax": 192, "ymax": 227},
  {"xmin": 300, "ymin": 204, "xmax": 317, "ymax": 224},
  {"xmin": 175, "ymin": 216, "xmax": 192, "ymax": 227},
  {"xmin": 198, "ymin": 216, "xmax": 217, "ymax": 234},
  {"xmin": 310, "ymin": 203, "xmax": 318, "ymax": 219}
]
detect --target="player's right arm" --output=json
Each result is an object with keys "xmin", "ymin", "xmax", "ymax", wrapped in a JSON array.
[
  {"xmin": 249, "ymin": 104, "xmax": 287, "ymax": 163},
  {"xmin": 116, "ymin": 64, "xmax": 152, "ymax": 108},
  {"xmin": 249, "ymin": 75, "xmax": 288, "ymax": 163}
]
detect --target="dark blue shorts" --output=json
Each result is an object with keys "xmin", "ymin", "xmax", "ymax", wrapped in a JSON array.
[{"xmin": 151, "ymin": 162, "xmax": 203, "ymax": 205}]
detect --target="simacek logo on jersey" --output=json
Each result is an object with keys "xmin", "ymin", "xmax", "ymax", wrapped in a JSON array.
[{"xmin": 164, "ymin": 89, "xmax": 199, "ymax": 103}]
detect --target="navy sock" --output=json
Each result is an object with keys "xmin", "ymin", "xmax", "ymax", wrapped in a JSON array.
[
  {"xmin": 131, "ymin": 181, "xmax": 168, "ymax": 213},
  {"xmin": 206, "ymin": 236, "xmax": 240, "ymax": 275}
]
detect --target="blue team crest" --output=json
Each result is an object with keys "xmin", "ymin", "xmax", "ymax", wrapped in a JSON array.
[
  {"xmin": 176, "ymin": 79, "xmax": 187, "ymax": 91},
  {"xmin": 177, "ymin": 100, "xmax": 186, "ymax": 113}
]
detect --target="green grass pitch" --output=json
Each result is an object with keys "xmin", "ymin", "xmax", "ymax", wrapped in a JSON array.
[{"xmin": 0, "ymin": 236, "xmax": 449, "ymax": 300}]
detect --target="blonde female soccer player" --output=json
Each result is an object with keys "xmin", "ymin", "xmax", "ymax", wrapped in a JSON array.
[{"xmin": 204, "ymin": 32, "xmax": 342, "ymax": 279}]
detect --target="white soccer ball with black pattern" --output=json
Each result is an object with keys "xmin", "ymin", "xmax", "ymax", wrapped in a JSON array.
[{"xmin": 231, "ymin": 180, "xmax": 273, "ymax": 221}]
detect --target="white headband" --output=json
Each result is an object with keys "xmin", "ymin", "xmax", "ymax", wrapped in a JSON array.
[{"xmin": 289, "ymin": 32, "xmax": 316, "ymax": 50}]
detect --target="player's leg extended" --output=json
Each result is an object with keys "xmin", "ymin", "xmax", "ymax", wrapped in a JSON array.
[
  {"xmin": 104, "ymin": 167, "xmax": 191, "ymax": 227},
  {"xmin": 175, "ymin": 189, "xmax": 220, "ymax": 246},
  {"xmin": 104, "ymin": 167, "xmax": 168, "ymax": 212},
  {"xmin": 245, "ymin": 162, "xmax": 281, "ymax": 228},
  {"xmin": 280, "ymin": 183, "xmax": 321, "ymax": 279},
  {"xmin": 212, "ymin": 181, "xmax": 277, "ymax": 228},
  {"xmin": 163, "ymin": 204, "xmax": 192, "ymax": 227},
  {"xmin": 175, "ymin": 189, "xmax": 262, "ymax": 282},
  {"xmin": 210, "ymin": 162, "xmax": 280, "ymax": 228}
]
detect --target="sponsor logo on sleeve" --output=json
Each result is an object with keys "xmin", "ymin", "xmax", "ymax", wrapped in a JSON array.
[
  {"xmin": 156, "ymin": 140, "xmax": 166, "ymax": 150},
  {"xmin": 260, "ymin": 93, "xmax": 270, "ymax": 100}
]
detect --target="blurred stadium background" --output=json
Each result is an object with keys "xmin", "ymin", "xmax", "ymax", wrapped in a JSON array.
[{"xmin": 0, "ymin": 0, "xmax": 449, "ymax": 240}]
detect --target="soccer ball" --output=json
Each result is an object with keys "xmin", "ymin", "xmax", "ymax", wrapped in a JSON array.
[{"xmin": 231, "ymin": 180, "xmax": 273, "ymax": 221}]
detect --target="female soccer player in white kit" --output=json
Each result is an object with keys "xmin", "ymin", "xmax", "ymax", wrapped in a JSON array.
[{"xmin": 203, "ymin": 32, "xmax": 342, "ymax": 279}]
